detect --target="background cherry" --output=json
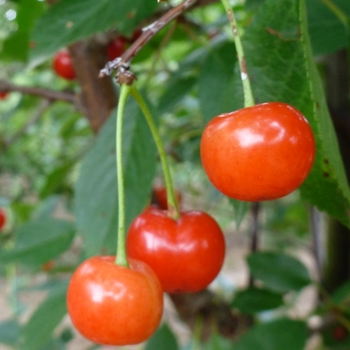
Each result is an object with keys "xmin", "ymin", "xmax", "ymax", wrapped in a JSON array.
[
  {"xmin": 126, "ymin": 208, "xmax": 225, "ymax": 293},
  {"xmin": 53, "ymin": 50, "xmax": 76, "ymax": 80},
  {"xmin": 200, "ymin": 102, "xmax": 316, "ymax": 202},
  {"xmin": 107, "ymin": 38, "xmax": 126, "ymax": 61},
  {"xmin": 0, "ymin": 92, "xmax": 8, "ymax": 100},
  {"xmin": 153, "ymin": 186, "xmax": 182, "ymax": 210},
  {"xmin": 0, "ymin": 208, "xmax": 6, "ymax": 231},
  {"xmin": 67, "ymin": 255, "xmax": 163, "ymax": 345}
]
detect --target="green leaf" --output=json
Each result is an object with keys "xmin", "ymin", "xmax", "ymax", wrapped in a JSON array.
[
  {"xmin": 0, "ymin": 219, "xmax": 75, "ymax": 266},
  {"xmin": 247, "ymin": 252, "xmax": 312, "ymax": 292},
  {"xmin": 198, "ymin": 41, "xmax": 237, "ymax": 123},
  {"xmin": 307, "ymin": 0, "xmax": 350, "ymax": 56},
  {"xmin": 145, "ymin": 323, "xmax": 178, "ymax": 350},
  {"xmin": 158, "ymin": 76, "xmax": 197, "ymax": 115},
  {"xmin": 30, "ymin": 0, "xmax": 158, "ymax": 61},
  {"xmin": 229, "ymin": 199, "xmax": 250, "ymax": 229},
  {"xmin": 235, "ymin": 319, "xmax": 308, "ymax": 350},
  {"xmin": 232, "ymin": 287, "xmax": 284, "ymax": 314},
  {"xmin": 20, "ymin": 282, "xmax": 68, "ymax": 350},
  {"xmin": 203, "ymin": 333, "xmax": 233, "ymax": 350},
  {"xmin": 74, "ymin": 98, "xmax": 157, "ymax": 257},
  {"xmin": 331, "ymin": 280, "xmax": 350, "ymax": 305},
  {"xmin": 0, "ymin": 320, "xmax": 20, "ymax": 346},
  {"xmin": 236, "ymin": 0, "xmax": 350, "ymax": 227},
  {"xmin": 1, "ymin": 0, "xmax": 44, "ymax": 61}
]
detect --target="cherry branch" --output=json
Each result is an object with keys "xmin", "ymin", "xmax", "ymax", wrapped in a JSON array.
[
  {"xmin": 99, "ymin": 0, "xmax": 198, "ymax": 81},
  {"xmin": 0, "ymin": 80, "xmax": 76, "ymax": 103}
]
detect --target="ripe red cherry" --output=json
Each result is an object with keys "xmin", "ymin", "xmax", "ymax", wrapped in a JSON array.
[
  {"xmin": 200, "ymin": 102, "xmax": 316, "ymax": 202},
  {"xmin": 126, "ymin": 208, "xmax": 225, "ymax": 293},
  {"xmin": 53, "ymin": 50, "xmax": 76, "ymax": 80},
  {"xmin": 0, "ymin": 208, "xmax": 6, "ymax": 231},
  {"xmin": 0, "ymin": 92, "xmax": 8, "ymax": 99},
  {"xmin": 67, "ymin": 256, "xmax": 163, "ymax": 345},
  {"xmin": 107, "ymin": 38, "xmax": 126, "ymax": 61},
  {"xmin": 153, "ymin": 186, "xmax": 182, "ymax": 210}
]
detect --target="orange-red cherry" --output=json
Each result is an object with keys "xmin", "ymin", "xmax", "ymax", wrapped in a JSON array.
[
  {"xmin": 200, "ymin": 102, "xmax": 316, "ymax": 201},
  {"xmin": 67, "ymin": 256, "xmax": 163, "ymax": 345}
]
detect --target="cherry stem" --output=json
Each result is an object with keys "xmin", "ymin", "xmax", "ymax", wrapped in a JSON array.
[
  {"xmin": 220, "ymin": 0, "xmax": 255, "ymax": 107},
  {"xmin": 130, "ymin": 86, "xmax": 180, "ymax": 219},
  {"xmin": 115, "ymin": 84, "xmax": 132, "ymax": 267}
]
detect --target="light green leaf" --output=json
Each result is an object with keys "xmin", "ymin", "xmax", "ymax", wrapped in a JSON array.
[
  {"xmin": 0, "ymin": 219, "xmax": 75, "ymax": 266},
  {"xmin": 20, "ymin": 282, "xmax": 68, "ymax": 350}
]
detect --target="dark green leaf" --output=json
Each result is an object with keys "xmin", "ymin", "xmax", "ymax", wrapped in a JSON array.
[
  {"xmin": 232, "ymin": 287, "xmax": 284, "ymax": 314},
  {"xmin": 20, "ymin": 282, "xmax": 68, "ymax": 350},
  {"xmin": 235, "ymin": 319, "xmax": 308, "ymax": 350},
  {"xmin": 0, "ymin": 219, "xmax": 75, "ymax": 266},
  {"xmin": 307, "ymin": 0, "xmax": 350, "ymax": 56},
  {"xmin": 247, "ymin": 252, "xmax": 311, "ymax": 292},
  {"xmin": 0, "ymin": 319, "xmax": 20, "ymax": 346},
  {"xmin": 74, "ymin": 98, "xmax": 157, "ymax": 257},
  {"xmin": 30, "ymin": 0, "xmax": 157, "ymax": 60},
  {"xmin": 158, "ymin": 76, "xmax": 197, "ymax": 115},
  {"xmin": 145, "ymin": 323, "xmax": 178, "ymax": 350},
  {"xmin": 331, "ymin": 280, "xmax": 350, "ymax": 305},
  {"xmin": 198, "ymin": 41, "xmax": 237, "ymax": 123}
]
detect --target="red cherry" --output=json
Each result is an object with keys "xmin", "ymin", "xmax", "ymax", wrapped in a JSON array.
[
  {"xmin": 0, "ymin": 208, "xmax": 6, "ymax": 231},
  {"xmin": 126, "ymin": 208, "xmax": 225, "ymax": 293},
  {"xmin": 332, "ymin": 326, "xmax": 347, "ymax": 341},
  {"xmin": 153, "ymin": 186, "xmax": 182, "ymax": 210},
  {"xmin": 67, "ymin": 256, "xmax": 163, "ymax": 345},
  {"xmin": 0, "ymin": 92, "xmax": 8, "ymax": 100},
  {"xmin": 107, "ymin": 38, "xmax": 126, "ymax": 61},
  {"xmin": 53, "ymin": 50, "xmax": 76, "ymax": 80},
  {"xmin": 200, "ymin": 102, "xmax": 316, "ymax": 201}
]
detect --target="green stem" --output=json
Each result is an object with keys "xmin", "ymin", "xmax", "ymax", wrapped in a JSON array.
[
  {"xmin": 115, "ymin": 84, "xmax": 132, "ymax": 267},
  {"xmin": 130, "ymin": 86, "xmax": 180, "ymax": 219},
  {"xmin": 220, "ymin": 0, "xmax": 255, "ymax": 107}
]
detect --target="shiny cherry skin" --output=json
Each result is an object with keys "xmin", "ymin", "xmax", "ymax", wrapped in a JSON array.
[
  {"xmin": 67, "ymin": 256, "xmax": 163, "ymax": 345},
  {"xmin": 126, "ymin": 208, "xmax": 225, "ymax": 293},
  {"xmin": 53, "ymin": 50, "xmax": 76, "ymax": 80},
  {"xmin": 0, "ymin": 92, "xmax": 8, "ymax": 99},
  {"xmin": 153, "ymin": 186, "xmax": 182, "ymax": 210},
  {"xmin": 107, "ymin": 38, "xmax": 126, "ymax": 61},
  {"xmin": 0, "ymin": 208, "xmax": 6, "ymax": 231},
  {"xmin": 200, "ymin": 102, "xmax": 316, "ymax": 201}
]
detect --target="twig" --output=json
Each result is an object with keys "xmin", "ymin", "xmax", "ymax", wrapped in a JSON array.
[
  {"xmin": 310, "ymin": 206, "xmax": 325, "ymax": 282},
  {"xmin": 0, "ymin": 80, "xmax": 76, "ymax": 103},
  {"xmin": 99, "ymin": 0, "xmax": 198, "ymax": 80},
  {"xmin": 249, "ymin": 202, "xmax": 260, "ymax": 287}
]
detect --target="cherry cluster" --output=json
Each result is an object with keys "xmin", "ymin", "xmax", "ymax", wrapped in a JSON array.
[{"xmin": 52, "ymin": 30, "xmax": 141, "ymax": 81}]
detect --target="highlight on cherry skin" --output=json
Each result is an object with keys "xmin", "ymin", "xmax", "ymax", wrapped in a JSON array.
[
  {"xmin": 126, "ymin": 207, "xmax": 226, "ymax": 293},
  {"xmin": 200, "ymin": 102, "xmax": 316, "ymax": 202},
  {"xmin": 66, "ymin": 255, "xmax": 164, "ymax": 346}
]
